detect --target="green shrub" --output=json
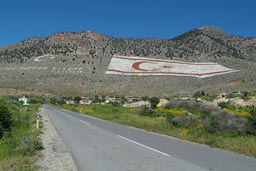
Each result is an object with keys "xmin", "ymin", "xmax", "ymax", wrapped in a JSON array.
[
  {"xmin": 166, "ymin": 112, "xmax": 198, "ymax": 128},
  {"xmin": 0, "ymin": 124, "xmax": 3, "ymax": 138},
  {"xmin": 200, "ymin": 113, "xmax": 220, "ymax": 133},
  {"xmin": 246, "ymin": 108, "xmax": 256, "ymax": 135},
  {"xmin": 166, "ymin": 113, "xmax": 175, "ymax": 126},
  {"xmin": 137, "ymin": 106, "xmax": 156, "ymax": 116},
  {"xmin": 17, "ymin": 136, "xmax": 43, "ymax": 156},
  {"xmin": 149, "ymin": 97, "xmax": 159, "ymax": 109},
  {"xmin": 0, "ymin": 102, "xmax": 12, "ymax": 138},
  {"xmin": 172, "ymin": 114, "xmax": 198, "ymax": 128},
  {"xmin": 74, "ymin": 96, "xmax": 81, "ymax": 104},
  {"xmin": 217, "ymin": 101, "xmax": 236, "ymax": 110},
  {"xmin": 227, "ymin": 92, "xmax": 243, "ymax": 98}
]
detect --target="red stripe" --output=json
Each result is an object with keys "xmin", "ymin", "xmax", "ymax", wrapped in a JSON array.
[
  {"xmin": 106, "ymin": 69, "xmax": 237, "ymax": 77},
  {"xmin": 113, "ymin": 55, "xmax": 218, "ymax": 66}
]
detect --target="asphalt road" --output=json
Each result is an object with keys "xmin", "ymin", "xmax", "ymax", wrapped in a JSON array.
[{"xmin": 44, "ymin": 105, "xmax": 256, "ymax": 171}]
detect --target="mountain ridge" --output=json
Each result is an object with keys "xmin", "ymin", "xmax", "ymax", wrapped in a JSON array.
[{"xmin": 0, "ymin": 26, "xmax": 255, "ymax": 96}]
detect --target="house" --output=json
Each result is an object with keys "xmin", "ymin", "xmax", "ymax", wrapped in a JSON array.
[
  {"xmin": 18, "ymin": 96, "xmax": 29, "ymax": 105},
  {"xmin": 66, "ymin": 100, "xmax": 75, "ymax": 105},
  {"xmin": 125, "ymin": 96, "xmax": 141, "ymax": 103},
  {"xmin": 105, "ymin": 96, "xmax": 119, "ymax": 104},
  {"xmin": 80, "ymin": 97, "xmax": 92, "ymax": 105}
]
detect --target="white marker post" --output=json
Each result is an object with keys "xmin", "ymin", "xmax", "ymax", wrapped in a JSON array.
[{"xmin": 36, "ymin": 115, "xmax": 40, "ymax": 129}]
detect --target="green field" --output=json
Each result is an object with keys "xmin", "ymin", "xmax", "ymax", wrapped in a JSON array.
[{"xmin": 60, "ymin": 104, "xmax": 256, "ymax": 158}]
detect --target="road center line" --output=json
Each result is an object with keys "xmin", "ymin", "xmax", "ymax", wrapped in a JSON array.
[
  {"xmin": 79, "ymin": 119, "xmax": 90, "ymax": 125},
  {"xmin": 117, "ymin": 135, "xmax": 170, "ymax": 157}
]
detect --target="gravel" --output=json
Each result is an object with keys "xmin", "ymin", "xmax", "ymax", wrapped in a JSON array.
[{"xmin": 36, "ymin": 108, "xmax": 77, "ymax": 171}]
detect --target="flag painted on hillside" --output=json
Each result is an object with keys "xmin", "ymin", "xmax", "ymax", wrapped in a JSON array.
[{"xmin": 105, "ymin": 55, "xmax": 239, "ymax": 78}]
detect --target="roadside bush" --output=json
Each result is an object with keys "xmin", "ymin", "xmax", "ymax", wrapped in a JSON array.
[
  {"xmin": 200, "ymin": 113, "xmax": 220, "ymax": 133},
  {"xmin": 164, "ymin": 100, "xmax": 247, "ymax": 135},
  {"xmin": 17, "ymin": 136, "xmax": 43, "ymax": 156},
  {"xmin": 172, "ymin": 114, "xmax": 198, "ymax": 128},
  {"xmin": 246, "ymin": 107, "xmax": 256, "ymax": 135},
  {"xmin": 29, "ymin": 97, "xmax": 45, "ymax": 104},
  {"xmin": 0, "ymin": 102, "xmax": 12, "ymax": 138},
  {"xmin": 166, "ymin": 112, "xmax": 198, "ymax": 128},
  {"xmin": 0, "ymin": 124, "xmax": 3, "ymax": 138},
  {"xmin": 137, "ymin": 106, "xmax": 157, "ymax": 116},
  {"xmin": 200, "ymin": 111, "xmax": 247, "ymax": 135},
  {"xmin": 50, "ymin": 97, "xmax": 65, "ymax": 104},
  {"xmin": 166, "ymin": 113, "xmax": 175, "ymax": 126}
]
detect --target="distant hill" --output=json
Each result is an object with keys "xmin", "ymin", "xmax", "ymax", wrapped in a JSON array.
[{"xmin": 0, "ymin": 26, "xmax": 255, "ymax": 96}]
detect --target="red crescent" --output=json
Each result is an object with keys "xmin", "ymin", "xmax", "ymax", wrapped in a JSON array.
[{"xmin": 132, "ymin": 61, "xmax": 158, "ymax": 71}]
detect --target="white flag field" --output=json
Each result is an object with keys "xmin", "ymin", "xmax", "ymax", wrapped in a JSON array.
[{"xmin": 105, "ymin": 55, "xmax": 239, "ymax": 78}]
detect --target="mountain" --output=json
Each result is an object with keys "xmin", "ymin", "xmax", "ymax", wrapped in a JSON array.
[{"xmin": 0, "ymin": 26, "xmax": 255, "ymax": 96}]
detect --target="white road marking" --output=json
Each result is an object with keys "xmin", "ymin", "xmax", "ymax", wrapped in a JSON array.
[
  {"xmin": 117, "ymin": 135, "xmax": 170, "ymax": 157},
  {"xmin": 79, "ymin": 119, "xmax": 90, "ymax": 125}
]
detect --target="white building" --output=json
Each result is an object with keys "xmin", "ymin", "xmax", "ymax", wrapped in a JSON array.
[
  {"xmin": 66, "ymin": 100, "xmax": 75, "ymax": 105},
  {"xmin": 105, "ymin": 96, "xmax": 119, "ymax": 104},
  {"xmin": 18, "ymin": 96, "xmax": 29, "ymax": 105},
  {"xmin": 80, "ymin": 97, "xmax": 92, "ymax": 105}
]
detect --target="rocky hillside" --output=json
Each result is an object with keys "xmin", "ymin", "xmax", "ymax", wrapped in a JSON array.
[{"xmin": 0, "ymin": 26, "xmax": 255, "ymax": 96}]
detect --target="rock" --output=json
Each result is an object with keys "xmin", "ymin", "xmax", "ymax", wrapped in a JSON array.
[
  {"xmin": 123, "ymin": 101, "xmax": 151, "ymax": 107},
  {"xmin": 157, "ymin": 99, "xmax": 169, "ymax": 107}
]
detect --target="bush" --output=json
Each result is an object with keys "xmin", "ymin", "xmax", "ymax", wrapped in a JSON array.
[
  {"xmin": 193, "ymin": 91, "xmax": 202, "ymax": 98},
  {"xmin": 163, "ymin": 99, "xmax": 250, "ymax": 135},
  {"xmin": 137, "ymin": 106, "xmax": 156, "ymax": 116},
  {"xmin": 172, "ymin": 114, "xmax": 198, "ymax": 128},
  {"xmin": 149, "ymin": 97, "xmax": 160, "ymax": 109},
  {"xmin": 0, "ymin": 124, "xmax": 3, "ymax": 138},
  {"xmin": 17, "ymin": 136, "xmax": 43, "ymax": 156},
  {"xmin": 246, "ymin": 108, "xmax": 256, "ymax": 135},
  {"xmin": 227, "ymin": 92, "xmax": 243, "ymax": 98},
  {"xmin": 218, "ymin": 101, "xmax": 231, "ymax": 109},
  {"xmin": 166, "ymin": 113, "xmax": 175, "ymax": 126},
  {"xmin": 200, "ymin": 111, "xmax": 247, "ymax": 135},
  {"xmin": 0, "ymin": 102, "xmax": 12, "ymax": 138},
  {"xmin": 74, "ymin": 96, "xmax": 81, "ymax": 104},
  {"xmin": 200, "ymin": 113, "xmax": 220, "ymax": 133}
]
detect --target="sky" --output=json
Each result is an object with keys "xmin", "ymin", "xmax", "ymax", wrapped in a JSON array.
[{"xmin": 0, "ymin": 0, "xmax": 256, "ymax": 47}]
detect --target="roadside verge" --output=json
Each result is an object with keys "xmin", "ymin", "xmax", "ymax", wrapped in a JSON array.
[{"xmin": 37, "ymin": 108, "xmax": 77, "ymax": 171}]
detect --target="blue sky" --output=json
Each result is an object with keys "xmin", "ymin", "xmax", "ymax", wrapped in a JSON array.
[{"xmin": 0, "ymin": 0, "xmax": 255, "ymax": 47}]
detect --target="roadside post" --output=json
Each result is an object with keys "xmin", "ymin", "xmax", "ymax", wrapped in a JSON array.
[{"xmin": 36, "ymin": 115, "xmax": 40, "ymax": 129}]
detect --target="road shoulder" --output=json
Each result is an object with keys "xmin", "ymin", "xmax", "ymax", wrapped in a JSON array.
[{"xmin": 36, "ymin": 107, "xmax": 77, "ymax": 171}]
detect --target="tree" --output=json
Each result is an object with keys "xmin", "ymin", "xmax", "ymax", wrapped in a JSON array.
[
  {"xmin": 193, "ymin": 91, "xmax": 206, "ymax": 98},
  {"xmin": 193, "ymin": 91, "xmax": 201, "ymax": 98},
  {"xmin": 74, "ymin": 96, "xmax": 81, "ymax": 104},
  {"xmin": 149, "ymin": 97, "xmax": 160, "ymax": 109},
  {"xmin": 141, "ymin": 96, "xmax": 149, "ymax": 101}
]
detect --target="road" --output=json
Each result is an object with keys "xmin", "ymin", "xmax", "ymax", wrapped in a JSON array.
[{"xmin": 44, "ymin": 105, "xmax": 256, "ymax": 171}]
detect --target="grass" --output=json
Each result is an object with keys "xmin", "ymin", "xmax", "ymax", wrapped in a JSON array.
[
  {"xmin": 0, "ymin": 103, "xmax": 42, "ymax": 171},
  {"xmin": 59, "ymin": 104, "xmax": 256, "ymax": 158},
  {"xmin": 225, "ymin": 109, "xmax": 251, "ymax": 117}
]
